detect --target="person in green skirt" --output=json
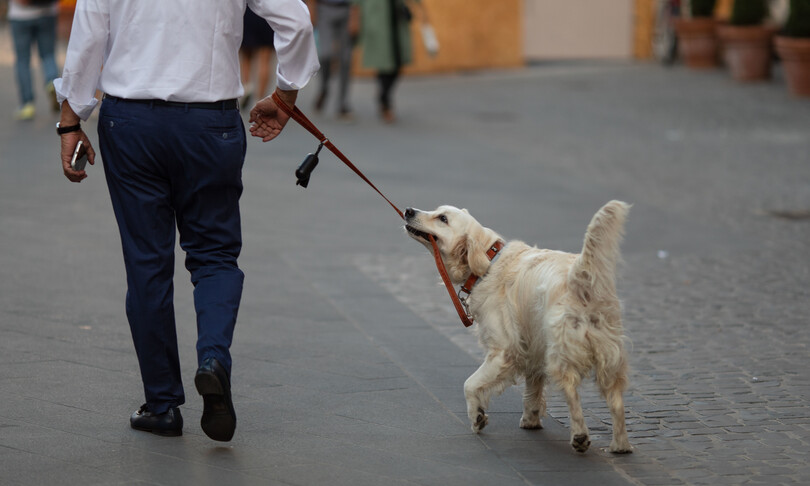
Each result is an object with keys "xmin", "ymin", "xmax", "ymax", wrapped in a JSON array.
[{"xmin": 354, "ymin": 0, "xmax": 424, "ymax": 123}]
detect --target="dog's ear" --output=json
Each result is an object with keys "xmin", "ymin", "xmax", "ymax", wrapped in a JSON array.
[
  {"xmin": 466, "ymin": 226, "xmax": 493, "ymax": 277},
  {"xmin": 447, "ymin": 237, "xmax": 469, "ymax": 282}
]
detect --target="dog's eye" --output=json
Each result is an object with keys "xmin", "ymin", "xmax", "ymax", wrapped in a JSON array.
[{"xmin": 439, "ymin": 215, "xmax": 448, "ymax": 224}]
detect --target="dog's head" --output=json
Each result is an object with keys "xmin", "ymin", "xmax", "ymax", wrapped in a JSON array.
[{"xmin": 404, "ymin": 205, "xmax": 501, "ymax": 284}]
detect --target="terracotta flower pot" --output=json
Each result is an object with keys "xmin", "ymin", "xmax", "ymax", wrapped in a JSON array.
[
  {"xmin": 774, "ymin": 36, "xmax": 810, "ymax": 96},
  {"xmin": 717, "ymin": 24, "xmax": 775, "ymax": 81},
  {"xmin": 674, "ymin": 18, "xmax": 719, "ymax": 69}
]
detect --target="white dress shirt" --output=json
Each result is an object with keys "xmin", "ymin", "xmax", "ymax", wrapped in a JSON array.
[{"xmin": 54, "ymin": 0, "xmax": 320, "ymax": 120}]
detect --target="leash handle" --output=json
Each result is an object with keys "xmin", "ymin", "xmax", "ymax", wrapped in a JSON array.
[
  {"xmin": 271, "ymin": 91, "xmax": 404, "ymax": 220},
  {"xmin": 271, "ymin": 91, "xmax": 473, "ymax": 327}
]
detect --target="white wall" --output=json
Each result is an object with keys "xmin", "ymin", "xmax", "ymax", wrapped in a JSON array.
[{"xmin": 523, "ymin": 0, "xmax": 634, "ymax": 60}]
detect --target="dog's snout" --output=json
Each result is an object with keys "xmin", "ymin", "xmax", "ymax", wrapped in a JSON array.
[{"xmin": 405, "ymin": 207, "xmax": 416, "ymax": 220}]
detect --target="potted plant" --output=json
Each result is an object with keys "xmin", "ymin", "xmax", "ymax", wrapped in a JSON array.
[
  {"xmin": 675, "ymin": 0, "xmax": 719, "ymax": 68},
  {"xmin": 717, "ymin": 0, "xmax": 775, "ymax": 81},
  {"xmin": 775, "ymin": 0, "xmax": 810, "ymax": 96}
]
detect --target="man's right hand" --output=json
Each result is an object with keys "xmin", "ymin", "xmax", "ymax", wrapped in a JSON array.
[
  {"xmin": 59, "ymin": 101, "xmax": 96, "ymax": 183},
  {"xmin": 61, "ymin": 130, "xmax": 96, "ymax": 183}
]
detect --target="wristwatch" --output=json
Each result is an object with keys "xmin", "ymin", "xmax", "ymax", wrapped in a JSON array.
[{"xmin": 56, "ymin": 122, "xmax": 81, "ymax": 135}]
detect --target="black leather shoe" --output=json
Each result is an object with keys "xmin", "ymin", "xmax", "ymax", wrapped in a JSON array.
[
  {"xmin": 195, "ymin": 357, "xmax": 236, "ymax": 442},
  {"xmin": 130, "ymin": 404, "xmax": 183, "ymax": 437}
]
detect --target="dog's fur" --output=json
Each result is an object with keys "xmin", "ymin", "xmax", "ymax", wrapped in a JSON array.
[{"xmin": 404, "ymin": 201, "xmax": 632, "ymax": 453}]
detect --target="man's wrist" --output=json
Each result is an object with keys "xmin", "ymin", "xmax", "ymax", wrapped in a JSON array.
[
  {"xmin": 56, "ymin": 121, "xmax": 82, "ymax": 135},
  {"xmin": 274, "ymin": 88, "xmax": 298, "ymax": 107},
  {"xmin": 58, "ymin": 99, "xmax": 82, "ymax": 133}
]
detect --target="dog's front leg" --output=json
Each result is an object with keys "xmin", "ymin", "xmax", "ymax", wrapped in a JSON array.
[{"xmin": 463, "ymin": 351, "xmax": 510, "ymax": 433}]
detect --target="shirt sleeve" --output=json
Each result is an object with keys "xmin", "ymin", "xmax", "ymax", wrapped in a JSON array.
[
  {"xmin": 53, "ymin": 0, "xmax": 110, "ymax": 120},
  {"xmin": 248, "ymin": 0, "xmax": 320, "ymax": 91}
]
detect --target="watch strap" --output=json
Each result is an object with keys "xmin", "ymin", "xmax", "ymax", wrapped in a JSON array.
[{"xmin": 56, "ymin": 122, "xmax": 82, "ymax": 135}]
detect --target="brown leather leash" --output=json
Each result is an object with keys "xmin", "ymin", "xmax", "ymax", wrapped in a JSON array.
[{"xmin": 270, "ymin": 91, "xmax": 475, "ymax": 327}]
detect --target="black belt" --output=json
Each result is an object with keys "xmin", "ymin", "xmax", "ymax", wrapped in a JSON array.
[{"xmin": 103, "ymin": 94, "xmax": 239, "ymax": 111}]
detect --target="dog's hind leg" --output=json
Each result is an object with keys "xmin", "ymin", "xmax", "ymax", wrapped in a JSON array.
[
  {"xmin": 596, "ymin": 353, "xmax": 633, "ymax": 453},
  {"xmin": 520, "ymin": 373, "xmax": 545, "ymax": 429},
  {"xmin": 603, "ymin": 383, "xmax": 632, "ymax": 453},
  {"xmin": 464, "ymin": 350, "xmax": 512, "ymax": 433},
  {"xmin": 558, "ymin": 371, "xmax": 590, "ymax": 453}
]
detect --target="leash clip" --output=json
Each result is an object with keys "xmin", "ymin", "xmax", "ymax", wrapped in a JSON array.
[{"xmin": 457, "ymin": 287, "xmax": 474, "ymax": 322}]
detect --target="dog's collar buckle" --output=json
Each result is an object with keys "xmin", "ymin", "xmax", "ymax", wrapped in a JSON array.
[
  {"xmin": 458, "ymin": 287, "xmax": 473, "ymax": 321},
  {"xmin": 458, "ymin": 240, "xmax": 506, "ymax": 320}
]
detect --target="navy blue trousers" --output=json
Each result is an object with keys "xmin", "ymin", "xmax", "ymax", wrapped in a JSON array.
[{"xmin": 99, "ymin": 98, "xmax": 246, "ymax": 414}]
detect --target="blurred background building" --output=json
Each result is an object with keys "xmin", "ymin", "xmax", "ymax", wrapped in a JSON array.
[
  {"xmin": 1, "ymin": 0, "xmax": 773, "ymax": 73},
  {"xmin": 360, "ymin": 0, "xmax": 740, "ymax": 74}
]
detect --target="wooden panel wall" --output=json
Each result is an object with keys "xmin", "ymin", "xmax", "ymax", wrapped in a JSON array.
[{"xmin": 634, "ymin": 0, "xmax": 656, "ymax": 59}]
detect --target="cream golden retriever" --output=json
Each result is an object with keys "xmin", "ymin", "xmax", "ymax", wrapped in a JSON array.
[{"xmin": 404, "ymin": 201, "xmax": 632, "ymax": 454}]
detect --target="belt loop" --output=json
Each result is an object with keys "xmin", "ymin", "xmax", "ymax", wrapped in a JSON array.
[
  {"xmin": 149, "ymin": 100, "xmax": 154, "ymax": 109},
  {"xmin": 184, "ymin": 103, "xmax": 189, "ymax": 113}
]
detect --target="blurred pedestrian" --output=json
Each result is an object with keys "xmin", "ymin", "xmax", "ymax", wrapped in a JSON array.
[
  {"xmin": 54, "ymin": 0, "xmax": 318, "ymax": 441},
  {"xmin": 355, "ymin": 0, "xmax": 424, "ymax": 123},
  {"xmin": 240, "ymin": 6, "xmax": 276, "ymax": 109},
  {"xmin": 8, "ymin": 0, "xmax": 61, "ymax": 120},
  {"xmin": 307, "ymin": 0, "xmax": 358, "ymax": 120}
]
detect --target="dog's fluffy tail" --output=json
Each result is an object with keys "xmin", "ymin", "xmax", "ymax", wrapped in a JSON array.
[{"xmin": 568, "ymin": 200, "xmax": 630, "ymax": 306}]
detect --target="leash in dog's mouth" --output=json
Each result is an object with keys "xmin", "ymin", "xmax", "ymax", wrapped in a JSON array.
[{"xmin": 405, "ymin": 225, "xmax": 436, "ymax": 242}]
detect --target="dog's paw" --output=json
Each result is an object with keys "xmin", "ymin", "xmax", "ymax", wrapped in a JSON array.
[
  {"xmin": 609, "ymin": 440, "xmax": 633, "ymax": 454},
  {"xmin": 519, "ymin": 411, "xmax": 543, "ymax": 430},
  {"xmin": 571, "ymin": 434, "xmax": 591, "ymax": 453},
  {"xmin": 472, "ymin": 407, "xmax": 488, "ymax": 433}
]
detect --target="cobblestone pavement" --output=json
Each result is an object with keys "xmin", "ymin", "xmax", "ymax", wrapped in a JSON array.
[{"xmin": 353, "ymin": 63, "xmax": 810, "ymax": 485}]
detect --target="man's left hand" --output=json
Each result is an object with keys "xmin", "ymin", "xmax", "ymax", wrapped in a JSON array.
[{"xmin": 249, "ymin": 88, "xmax": 298, "ymax": 142}]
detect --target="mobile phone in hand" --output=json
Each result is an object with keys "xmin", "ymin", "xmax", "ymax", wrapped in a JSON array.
[{"xmin": 70, "ymin": 140, "xmax": 88, "ymax": 171}]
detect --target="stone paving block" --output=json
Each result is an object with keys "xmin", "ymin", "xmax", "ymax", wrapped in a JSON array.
[
  {"xmin": 520, "ymin": 471, "xmax": 634, "ymax": 486},
  {"xmin": 627, "ymin": 477, "xmax": 686, "ymax": 486},
  {"xmin": 641, "ymin": 408, "xmax": 689, "ymax": 417},
  {"xmin": 686, "ymin": 476, "xmax": 752, "ymax": 486},
  {"xmin": 701, "ymin": 416, "xmax": 741, "ymax": 427},
  {"xmin": 412, "ymin": 468, "xmax": 532, "ymax": 486},
  {"xmin": 0, "ymin": 452, "xmax": 123, "ymax": 486},
  {"xmin": 0, "ymin": 393, "xmax": 140, "ymax": 442},
  {"xmin": 748, "ymin": 465, "xmax": 797, "ymax": 476},
  {"xmin": 119, "ymin": 457, "xmax": 306, "ymax": 486},
  {"xmin": 255, "ymin": 462, "xmax": 416, "ymax": 486},
  {"xmin": 478, "ymin": 437, "xmax": 612, "ymax": 473},
  {"xmin": 273, "ymin": 435, "xmax": 479, "ymax": 482},
  {"xmin": 663, "ymin": 421, "xmax": 705, "ymax": 431}
]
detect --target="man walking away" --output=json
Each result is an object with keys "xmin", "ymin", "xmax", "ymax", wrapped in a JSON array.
[{"xmin": 54, "ymin": 0, "xmax": 319, "ymax": 441}]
